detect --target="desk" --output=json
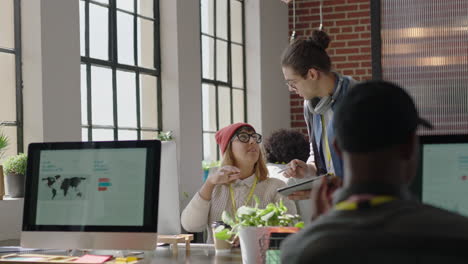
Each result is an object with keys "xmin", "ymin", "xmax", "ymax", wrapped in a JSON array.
[
  {"xmin": 149, "ymin": 244, "xmax": 242, "ymax": 264},
  {"xmin": 0, "ymin": 244, "xmax": 242, "ymax": 264}
]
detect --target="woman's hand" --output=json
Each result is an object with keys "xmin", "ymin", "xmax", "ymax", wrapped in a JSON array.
[
  {"xmin": 199, "ymin": 166, "xmax": 241, "ymax": 201},
  {"xmin": 283, "ymin": 159, "xmax": 316, "ymax": 179},
  {"xmin": 207, "ymin": 165, "xmax": 241, "ymax": 185}
]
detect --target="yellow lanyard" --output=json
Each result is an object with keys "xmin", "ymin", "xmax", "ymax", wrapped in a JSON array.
[
  {"xmin": 229, "ymin": 176, "xmax": 258, "ymax": 216},
  {"xmin": 334, "ymin": 195, "xmax": 396, "ymax": 211},
  {"xmin": 320, "ymin": 114, "xmax": 333, "ymax": 173}
]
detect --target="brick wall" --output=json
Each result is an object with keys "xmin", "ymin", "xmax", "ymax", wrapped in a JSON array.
[{"xmin": 287, "ymin": 0, "xmax": 373, "ymax": 134}]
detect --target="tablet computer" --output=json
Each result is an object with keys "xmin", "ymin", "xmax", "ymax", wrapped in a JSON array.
[{"xmin": 277, "ymin": 174, "xmax": 331, "ymax": 196}]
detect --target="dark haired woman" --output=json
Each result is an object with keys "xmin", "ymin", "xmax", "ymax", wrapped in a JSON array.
[
  {"xmin": 281, "ymin": 30, "xmax": 357, "ymax": 192},
  {"xmin": 264, "ymin": 129, "xmax": 316, "ymax": 222}
]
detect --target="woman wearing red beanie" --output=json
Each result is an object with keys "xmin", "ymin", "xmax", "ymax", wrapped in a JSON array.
[{"xmin": 181, "ymin": 123, "xmax": 297, "ymax": 243}]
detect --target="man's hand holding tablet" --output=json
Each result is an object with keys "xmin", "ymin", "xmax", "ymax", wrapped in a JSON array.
[{"xmin": 277, "ymin": 174, "xmax": 332, "ymax": 197}]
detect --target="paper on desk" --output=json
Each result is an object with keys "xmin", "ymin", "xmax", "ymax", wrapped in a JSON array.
[
  {"xmin": 73, "ymin": 254, "xmax": 112, "ymax": 263},
  {"xmin": 0, "ymin": 246, "xmax": 41, "ymax": 253}
]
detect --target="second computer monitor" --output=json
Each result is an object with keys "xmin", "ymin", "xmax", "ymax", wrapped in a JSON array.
[{"xmin": 417, "ymin": 135, "xmax": 468, "ymax": 217}]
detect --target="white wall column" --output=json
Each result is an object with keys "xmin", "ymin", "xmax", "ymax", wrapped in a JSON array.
[
  {"xmin": 160, "ymin": 0, "xmax": 203, "ymax": 210},
  {"xmin": 245, "ymin": 0, "xmax": 291, "ymax": 137},
  {"xmin": 22, "ymin": 0, "xmax": 81, "ymax": 148},
  {"xmin": 1, "ymin": 0, "xmax": 81, "ymax": 244}
]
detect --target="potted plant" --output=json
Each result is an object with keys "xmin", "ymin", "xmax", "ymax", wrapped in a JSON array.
[
  {"xmin": 0, "ymin": 133, "xmax": 8, "ymax": 199},
  {"xmin": 215, "ymin": 196, "xmax": 303, "ymax": 263},
  {"xmin": 3, "ymin": 153, "xmax": 27, "ymax": 198},
  {"xmin": 155, "ymin": 131, "xmax": 174, "ymax": 141},
  {"xmin": 202, "ymin": 160, "xmax": 220, "ymax": 182}
]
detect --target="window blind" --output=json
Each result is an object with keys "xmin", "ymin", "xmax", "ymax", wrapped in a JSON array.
[{"xmin": 381, "ymin": 0, "xmax": 468, "ymax": 135}]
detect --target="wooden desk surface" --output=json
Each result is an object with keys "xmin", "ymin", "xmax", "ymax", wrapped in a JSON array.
[{"xmin": 150, "ymin": 244, "xmax": 242, "ymax": 264}]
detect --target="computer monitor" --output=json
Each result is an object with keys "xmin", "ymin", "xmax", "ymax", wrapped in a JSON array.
[
  {"xmin": 415, "ymin": 135, "xmax": 468, "ymax": 217},
  {"xmin": 21, "ymin": 140, "xmax": 161, "ymax": 250}
]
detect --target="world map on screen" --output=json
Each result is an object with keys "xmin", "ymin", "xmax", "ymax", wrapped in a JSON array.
[{"xmin": 41, "ymin": 175, "xmax": 87, "ymax": 199}]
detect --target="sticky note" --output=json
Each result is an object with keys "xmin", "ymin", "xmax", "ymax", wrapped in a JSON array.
[
  {"xmin": 115, "ymin": 256, "xmax": 138, "ymax": 263},
  {"xmin": 74, "ymin": 254, "xmax": 112, "ymax": 263}
]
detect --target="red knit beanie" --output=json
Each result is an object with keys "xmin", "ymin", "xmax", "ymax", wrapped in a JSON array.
[{"xmin": 215, "ymin": 123, "xmax": 255, "ymax": 155}]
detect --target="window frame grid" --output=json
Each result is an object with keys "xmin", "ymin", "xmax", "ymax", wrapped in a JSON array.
[
  {"xmin": 200, "ymin": 0, "xmax": 247, "ymax": 161},
  {"xmin": 80, "ymin": 0, "xmax": 161, "ymax": 141},
  {"xmin": 0, "ymin": 0, "xmax": 23, "ymax": 153}
]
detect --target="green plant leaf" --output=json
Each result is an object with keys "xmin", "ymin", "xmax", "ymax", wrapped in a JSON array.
[
  {"xmin": 3, "ymin": 153, "xmax": 27, "ymax": 175},
  {"xmin": 0, "ymin": 133, "xmax": 9, "ymax": 160},
  {"xmin": 236, "ymin": 206, "xmax": 256, "ymax": 218},
  {"xmin": 214, "ymin": 225, "xmax": 224, "ymax": 232},
  {"xmin": 253, "ymin": 195, "xmax": 260, "ymax": 208},
  {"xmin": 221, "ymin": 211, "xmax": 235, "ymax": 226},
  {"xmin": 202, "ymin": 160, "xmax": 221, "ymax": 170},
  {"xmin": 217, "ymin": 197, "xmax": 302, "ymax": 239},
  {"xmin": 261, "ymin": 211, "xmax": 275, "ymax": 222},
  {"xmin": 214, "ymin": 228, "xmax": 231, "ymax": 241},
  {"xmin": 155, "ymin": 131, "xmax": 174, "ymax": 141},
  {"xmin": 295, "ymin": 221, "xmax": 304, "ymax": 229}
]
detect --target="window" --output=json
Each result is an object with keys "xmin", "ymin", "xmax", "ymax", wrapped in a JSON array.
[
  {"xmin": 200, "ymin": 0, "xmax": 246, "ymax": 161},
  {"xmin": 80, "ymin": 0, "xmax": 161, "ymax": 141},
  {"xmin": 0, "ymin": 0, "xmax": 22, "ymax": 156},
  {"xmin": 375, "ymin": 0, "xmax": 468, "ymax": 135}
]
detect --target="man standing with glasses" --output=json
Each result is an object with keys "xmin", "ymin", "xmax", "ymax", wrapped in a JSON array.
[{"xmin": 281, "ymin": 29, "xmax": 357, "ymax": 203}]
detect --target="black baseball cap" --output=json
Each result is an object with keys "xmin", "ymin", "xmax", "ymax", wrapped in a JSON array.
[{"xmin": 334, "ymin": 80, "xmax": 432, "ymax": 153}]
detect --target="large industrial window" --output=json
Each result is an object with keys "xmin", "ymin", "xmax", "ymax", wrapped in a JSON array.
[
  {"xmin": 375, "ymin": 0, "xmax": 468, "ymax": 135},
  {"xmin": 80, "ymin": 0, "xmax": 161, "ymax": 141},
  {"xmin": 0, "ymin": 0, "xmax": 23, "ymax": 155},
  {"xmin": 200, "ymin": 0, "xmax": 247, "ymax": 161}
]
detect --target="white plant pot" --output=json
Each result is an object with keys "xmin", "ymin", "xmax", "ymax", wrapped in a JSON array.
[
  {"xmin": 238, "ymin": 226, "xmax": 299, "ymax": 264},
  {"xmin": 239, "ymin": 227, "xmax": 268, "ymax": 264}
]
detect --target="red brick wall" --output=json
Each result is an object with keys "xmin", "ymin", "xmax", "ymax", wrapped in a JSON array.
[{"xmin": 287, "ymin": 0, "xmax": 372, "ymax": 134}]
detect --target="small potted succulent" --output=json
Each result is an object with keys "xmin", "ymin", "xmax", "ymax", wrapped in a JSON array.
[
  {"xmin": 155, "ymin": 131, "xmax": 174, "ymax": 141},
  {"xmin": 3, "ymin": 153, "xmax": 27, "ymax": 198}
]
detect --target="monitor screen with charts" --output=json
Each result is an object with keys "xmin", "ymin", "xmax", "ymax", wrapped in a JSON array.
[
  {"xmin": 416, "ymin": 135, "xmax": 468, "ymax": 217},
  {"xmin": 21, "ymin": 140, "xmax": 161, "ymax": 250}
]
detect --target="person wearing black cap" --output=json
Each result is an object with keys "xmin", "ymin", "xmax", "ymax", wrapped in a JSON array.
[{"xmin": 280, "ymin": 80, "xmax": 468, "ymax": 263}]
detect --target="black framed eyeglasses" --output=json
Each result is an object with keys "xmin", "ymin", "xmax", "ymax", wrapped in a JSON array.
[{"xmin": 233, "ymin": 132, "xmax": 262, "ymax": 144}]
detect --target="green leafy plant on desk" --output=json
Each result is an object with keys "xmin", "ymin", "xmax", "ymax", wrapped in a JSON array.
[{"xmin": 214, "ymin": 196, "xmax": 304, "ymax": 241}]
